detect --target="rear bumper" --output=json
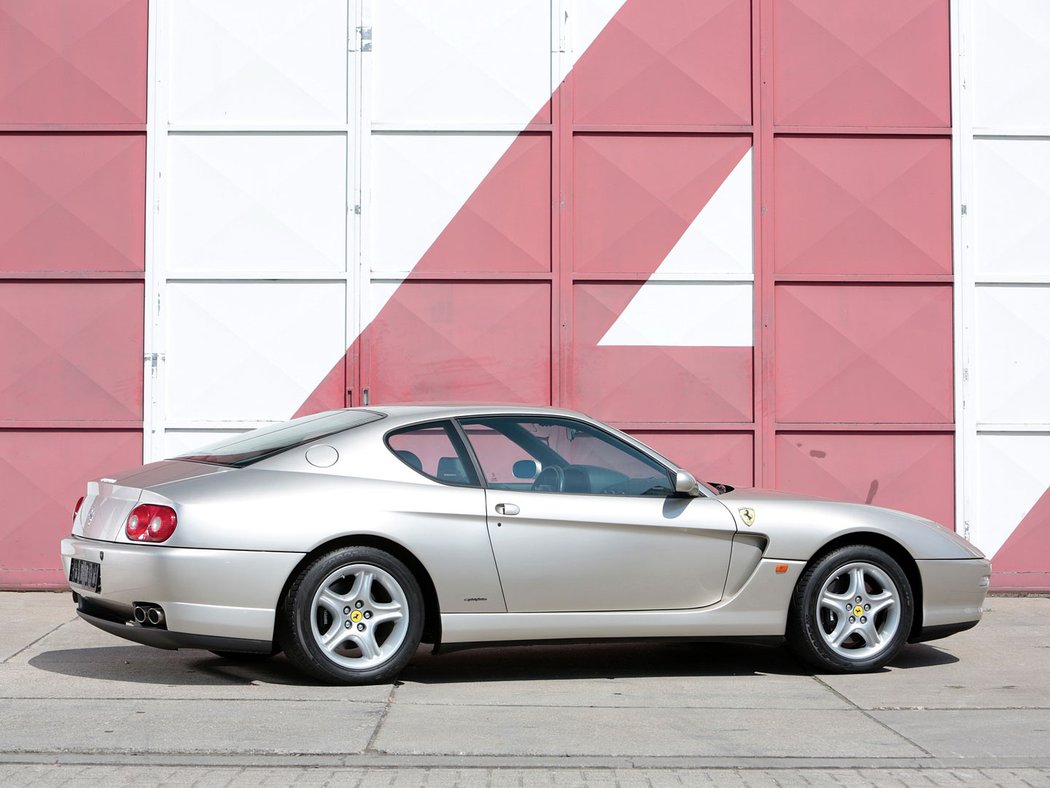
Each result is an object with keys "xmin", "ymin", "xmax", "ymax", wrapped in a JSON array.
[
  {"xmin": 60, "ymin": 535, "xmax": 304, "ymax": 644},
  {"xmin": 913, "ymin": 557, "xmax": 991, "ymax": 640},
  {"xmin": 75, "ymin": 597, "xmax": 273, "ymax": 653}
]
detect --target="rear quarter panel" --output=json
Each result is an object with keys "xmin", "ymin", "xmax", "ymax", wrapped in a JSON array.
[{"xmin": 148, "ymin": 468, "xmax": 506, "ymax": 614}]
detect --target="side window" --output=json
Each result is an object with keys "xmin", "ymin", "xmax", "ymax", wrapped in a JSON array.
[
  {"xmin": 386, "ymin": 421, "xmax": 478, "ymax": 487},
  {"xmin": 459, "ymin": 416, "xmax": 674, "ymax": 497},
  {"xmin": 458, "ymin": 422, "xmax": 536, "ymax": 490}
]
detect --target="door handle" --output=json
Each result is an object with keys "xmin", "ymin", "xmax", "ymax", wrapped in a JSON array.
[{"xmin": 495, "ymin": 503, "xmax": 519, "ymax": 516}]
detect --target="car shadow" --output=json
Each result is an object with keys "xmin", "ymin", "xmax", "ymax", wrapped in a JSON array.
[
  {"xmin": 398, "ymin": 639, "xmax": 959, "ymax": 684},
  {"xmin": 27, "ymin": 646, "xmax": 322, "ymax": 686},
  {"xmin": 887, "ymin": 642, "xmax": 960, "ymax": 669},
  {"xmin": 27, "ymin": 640, "xmax": 958, "ymax": 687}
]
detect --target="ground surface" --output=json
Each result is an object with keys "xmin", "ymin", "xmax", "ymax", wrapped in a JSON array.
[{"xmin": 0, "ymin": 593, "xmax": 1047, "ymax": 786}]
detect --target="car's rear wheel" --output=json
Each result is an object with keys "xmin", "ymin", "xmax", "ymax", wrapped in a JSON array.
[
  {"xmin": 787, "ymin": 545, "xmax": 914, "ymax": 673},
  {"xmin": 278, "ymin": 546, "xmax": 423, "ymax": 684}
]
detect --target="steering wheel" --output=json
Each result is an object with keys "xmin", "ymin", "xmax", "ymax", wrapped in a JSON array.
[{"xmin": 532, "ymin": 465, "xmax": 564, "ymax": 493}]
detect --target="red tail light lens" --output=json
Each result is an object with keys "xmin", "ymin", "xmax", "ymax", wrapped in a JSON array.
[
  {"xmin": 72, "ymin": 496, "xmax": 85, "ymax": 524},
  {"xmin": 125, "ymin": 504, "xmax": 178, "ymax": 542}
]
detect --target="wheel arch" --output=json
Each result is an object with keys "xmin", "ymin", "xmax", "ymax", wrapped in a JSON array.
[
  {"xmin": 278, "ymin": 535, "xmax": 442, "ymax": 646},
  {"xmin": 801, "ymin": 532, "xmax": 924, "ymax": 639}
]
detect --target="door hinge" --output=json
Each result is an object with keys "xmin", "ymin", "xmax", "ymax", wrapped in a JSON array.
[
  {"xmin": 351, "ymin": 26, "xmax": 372, "ymax": 52},
  {"xmin": 145, "ymin": 352, "xmax": 165, "ymax": 377}
]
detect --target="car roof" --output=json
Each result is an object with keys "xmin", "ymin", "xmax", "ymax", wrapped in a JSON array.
[{"xmin": 363, "ymin": 403, "xmax": 586, "ymax": 425}]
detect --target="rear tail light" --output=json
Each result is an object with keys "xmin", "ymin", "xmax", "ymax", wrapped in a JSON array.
[
  {"xmin": 125, "ymin": 504, "xmax": 178, "ymax": 542},
  {"xmin": 72, "ymin": 496, "xmax": 85, "ymax": 524}
]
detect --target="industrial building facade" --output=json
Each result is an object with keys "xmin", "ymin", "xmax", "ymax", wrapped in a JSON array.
[{"xmin": 1, "ymin": 0, "xmax": 1047, "ymax": 591}]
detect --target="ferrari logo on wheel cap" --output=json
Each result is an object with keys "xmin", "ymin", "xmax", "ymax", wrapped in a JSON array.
[{"xmin": 739, "ymin": 508, "xmax": 756, "ymax": 527}]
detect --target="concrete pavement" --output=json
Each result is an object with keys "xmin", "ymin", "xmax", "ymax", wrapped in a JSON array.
[{"xmin": 0, "ymin": 592, "xmax": 1048, "ymax": 785}]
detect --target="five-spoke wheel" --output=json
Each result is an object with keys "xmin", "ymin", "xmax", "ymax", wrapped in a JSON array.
[
  {"xmin": 788, "ymin": 545, "xmax": 914, "ymax": 673},
  {"xmin": 279, "ymin": 546, "xmax": 423, "ymax": 684}
]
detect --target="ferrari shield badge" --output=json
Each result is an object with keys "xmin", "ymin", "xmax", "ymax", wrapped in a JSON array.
[{"xmin": 739, "ymin": 507, "xmax": 756, "ymax": 527}]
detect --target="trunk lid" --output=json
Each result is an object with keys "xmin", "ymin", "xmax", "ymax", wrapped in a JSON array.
[{"xmin": 73, "ymin": 461, "xmax": 230, "ymax": 542}]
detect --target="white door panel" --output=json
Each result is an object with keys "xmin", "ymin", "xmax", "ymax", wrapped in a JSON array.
[
  {"xmin": 168, "ymin": 0, "xmax": 348, "ymax": 124},
  {"xmin": 373, "ymin": 0, "xmax": 551, "ymax": 125},
  {"xmin": 168, "ymin": 134, "xmax": 347, "ymax": 274},
  {"xmin": 972, "ymin": 0, "xmax": 1050, "ymax": 129},
  {"xmin": 974, "ymin": 140, "xmax": 1050, "ymax": 277},
  {"xmin": 975, "ymin": 286, "xmax": 1050, "ymax": 425},
  {"xmin": 165, "ymin": 282, "xmax": 346, "ymax": 422}
]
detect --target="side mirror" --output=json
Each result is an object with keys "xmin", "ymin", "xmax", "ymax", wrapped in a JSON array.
[
  {"xmin": 674, "ymin": 469, "xmax": 701, "ymax": 497},
  {"xmin": 512, "ymin": 459, "xmax": 541, "ymax": 480}
]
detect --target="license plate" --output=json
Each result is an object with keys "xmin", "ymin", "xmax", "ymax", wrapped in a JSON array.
[{"xmin": 69, "ymin": 558, "xmax": 101, "ymax": 592}]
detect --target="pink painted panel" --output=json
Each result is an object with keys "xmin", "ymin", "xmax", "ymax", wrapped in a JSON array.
[
  {"xmin": 0, "ymin": 0, "xmax": 147, "ymax": 125},
  {"xmin": 777, "ymin": 432, "xmax": 955, "ymax": 528},
  {"xmin": 0, "ymin": 429, "xmax": 142, "ymax": 588},
  {"xmin": 572, "ymin": 0, "xmax": 751, "ymax": 126},
  {"xmin": 368, "ymin": 282, "xmax": 550, "ymax": 404},
  {"xmin": 774, "ymin": 137, "xmax": 951, "ymax": 275},
  {"xmin": 573, "ymin": 134, "xmax": 751, "ymax": 273},
  {"xmin": 573, "ymin": 283, "xmax": 752, "ymax": 423},
  {"xmin": 0, "ymin": 134, "xmax": 145, "ymax": 272},
  {"xmin": 773, "ymin": 0, "xmax": 949, "ymax": 127},
  {"xmin": 630, "ymin": 431, "xmax": 754, "ymax": 488},
  {"xmin": 0, "ymin": 282, "xmax": 143, "ymax": 421},
  {"xmin": 993, "ymin": 486, "xmax": 1050, "ymax": 592},
  {"xmin": 413, "ymin": 133, "xmax": 550, "ymax": 273},
  {"xmin": 775, "ymin": 284, "xmax": 953, "ymax": 424}
]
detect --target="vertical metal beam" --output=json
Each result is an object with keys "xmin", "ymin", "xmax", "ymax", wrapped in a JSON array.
[
  {"xmin": 952, "ymin": 0, "xmax": 976, "ymax": 541},
  {"xmin": 552, "ymin": 0, "xmax": 568, "ymax": 408},
  {"xmin": 755, "ymin": 0, "xmax": 776, "ymax": 488},
  {"xmin": 143, "ymin": 0, "xmax": 169, "ymax": 463}
]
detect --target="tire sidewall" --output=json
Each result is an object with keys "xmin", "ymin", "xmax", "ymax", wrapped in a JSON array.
[
  {"xmin": 790, "ymin": 545, "xmax": 914, "ymax": 673},
  {"xmin": 282, "ymin": 546, "xmax": 424, "ymax": 684}
]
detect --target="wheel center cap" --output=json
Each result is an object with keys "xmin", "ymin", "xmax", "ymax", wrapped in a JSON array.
[
  {"xmin": 350, "ymin": 610, "xmax": 364, "ymax": 623},
  {"xmin": 853, "ymin": 604, "xmax": 865, "ymax": 617}
]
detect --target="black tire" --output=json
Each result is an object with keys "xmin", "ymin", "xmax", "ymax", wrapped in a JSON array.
[
  {"xmin": 787, "ymin": 545, "xmax": 914, "ymax": 673},
  {"xmin": 277, "ymin": 546, "xmax": 424, "ymax": 684}
]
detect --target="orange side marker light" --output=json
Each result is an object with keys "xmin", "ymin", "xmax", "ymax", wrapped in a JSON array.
[{"xmin": 775, "ymin": 564, "xmax": 789, "ymax": 574}]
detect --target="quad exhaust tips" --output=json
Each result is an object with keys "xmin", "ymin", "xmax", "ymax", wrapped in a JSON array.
[{"xmin": 132, "ymin": 603, "xmax": 165, "ymax": 627}]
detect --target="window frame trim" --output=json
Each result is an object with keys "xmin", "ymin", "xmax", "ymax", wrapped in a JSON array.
[
  {"xmin": 453, "ymin": 413, "xmax": 682, "ymax": 498},
  {"xmin": 383, "ymin": 418, "xmax": 483, "ymax": 488}
]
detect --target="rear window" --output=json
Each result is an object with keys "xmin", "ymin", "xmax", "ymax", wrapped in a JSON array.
[{"xmin": 177, "ymin": 410, "xmax": 384, "ymax": 467}]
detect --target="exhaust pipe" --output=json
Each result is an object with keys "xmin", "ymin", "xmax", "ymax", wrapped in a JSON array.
[{"xmin": 132, "ymin": 603, "xmax": 166, "ymax": 627}]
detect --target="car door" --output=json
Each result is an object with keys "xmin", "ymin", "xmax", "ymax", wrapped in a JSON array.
[{"xmin": 457, "ymin": 415, "xmax": 738, "ymax": 613}]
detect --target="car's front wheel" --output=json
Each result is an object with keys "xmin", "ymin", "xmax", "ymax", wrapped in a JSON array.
[
  {"xmin": 787, "ymin": 545, "xmax": 914, "ymax": 673},
  {"xmin": 278, "ymin": 546, "xmax": 424, "ymax": 684}
]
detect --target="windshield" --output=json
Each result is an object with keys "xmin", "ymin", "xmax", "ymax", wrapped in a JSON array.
[{"xmin": 176, "ymin": 410, "xmax": 384, "ymax": 468}]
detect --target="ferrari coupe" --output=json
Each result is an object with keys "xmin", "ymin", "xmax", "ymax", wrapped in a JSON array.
[{"xmin": 62, "ymin": 405, "xmax": 990, "ymax": 684}]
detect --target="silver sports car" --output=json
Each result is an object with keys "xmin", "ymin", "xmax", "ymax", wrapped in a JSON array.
[{"xmin": 62, "ymin": 405, "xmax": 990, "ymax": 684}]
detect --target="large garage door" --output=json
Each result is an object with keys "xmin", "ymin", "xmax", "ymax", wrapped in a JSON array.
[
  {"xmin": 145, "ymin": 0, "xmax": 959, "ymax": 540},
  {"xmin": 357, "ymin": 1, "xmax": 759, "ymax": 487},
  {"xmin": 145, "ymin": 0, "xmax": 357, "ymax": 458},
  {"xmin": 958, "ymin": 0, "xmax": 1050, "ymax": 588}
]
